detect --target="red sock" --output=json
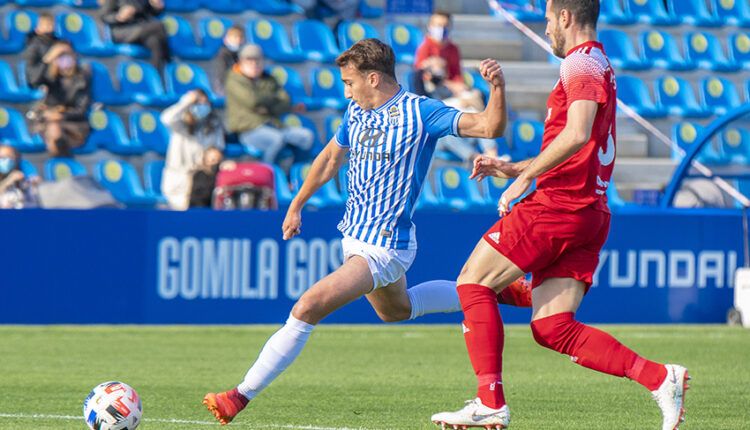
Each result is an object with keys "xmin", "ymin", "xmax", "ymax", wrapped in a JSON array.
[
  {"xmin": 457, "ymin": 284, "xmax": 506, "ymax": 409},
  {"xmin": 497, "ymin": 277, "xmax": 532, "ymax": 308},
  {"xmin": 530, "ymin": 312, "xmax": 667, "ymax": 391},
  {"xmin": 229, "ymin": 388, "xmax": 249, "ymax": 408}
]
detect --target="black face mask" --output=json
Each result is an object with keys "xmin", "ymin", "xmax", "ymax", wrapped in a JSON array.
[{"xmin": 430, "ymin": 75, "xmax": 444, "ymax": 85}]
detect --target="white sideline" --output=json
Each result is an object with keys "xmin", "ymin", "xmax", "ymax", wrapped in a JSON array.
[{"xmin": 0, "ymin": 412, "xmax": 379, "ymax": 430}]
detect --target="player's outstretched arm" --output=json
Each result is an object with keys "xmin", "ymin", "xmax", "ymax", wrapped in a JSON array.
[
  {"xmin": 470, "ymin": 155, "xmax": 535, "ymax": 182},
  {"xmin": 282, "ymin": 140, "xmax": 348, "ymax": 240},
  {"xmin": 456, "ymin": 59, "xmax": 507, "ymax": 139},
  {"xmin": 498, "ymin": 99, "xmax": 598, "ymax": 215}
]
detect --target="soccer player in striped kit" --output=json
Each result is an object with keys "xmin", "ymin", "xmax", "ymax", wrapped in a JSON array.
[
  {"xmin": 204, "ymin": 38, "xmax": 529, "ymax": 425},
  {"xmin": 431, "ymin": 1, "xmax": 688, "ymax": 429}
]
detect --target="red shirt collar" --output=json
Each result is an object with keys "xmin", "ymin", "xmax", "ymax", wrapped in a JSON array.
[{"xmin": 566, "ymin": 40, "xmax": 604, "ymax": 56}]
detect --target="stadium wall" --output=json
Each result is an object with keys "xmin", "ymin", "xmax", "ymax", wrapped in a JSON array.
[{"xmin": 0, "ymin": 208, "xmax": 742, "ymax": 324}]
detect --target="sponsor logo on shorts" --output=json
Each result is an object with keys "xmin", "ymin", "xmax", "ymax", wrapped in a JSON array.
[
  {"xmin": 462, "ymin": 323, "xmax": 470, "ymax": 334},
  {"xmin": 488, "ymin": 232, "xmax": 500, "ymax": 244}
]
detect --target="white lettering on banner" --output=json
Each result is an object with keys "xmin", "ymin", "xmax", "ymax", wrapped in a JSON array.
[
  {"xmin": 593, "ymin": 249, "xmax": 737, "ymax": 288},
  {"xmin": 158, "ymin": 236, "xmax": 341, "ymax": 300}
]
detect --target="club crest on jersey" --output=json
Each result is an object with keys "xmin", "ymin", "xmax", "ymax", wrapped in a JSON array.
[
  {"xmin": 359, "ymin": 128, "xmax": 385, "ymax": 147},
  {"xmin": 388, "ymin": 105, "xmax": 400, "ymax": 125}
]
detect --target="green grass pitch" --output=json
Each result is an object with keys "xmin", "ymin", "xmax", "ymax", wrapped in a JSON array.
[{"xmin": 1, "ymin": 325, "xmax": 748, "ymax": 429}]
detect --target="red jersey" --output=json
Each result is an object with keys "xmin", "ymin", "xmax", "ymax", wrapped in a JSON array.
[
  {"xmin": 533, "ymin": 41, "xmax": 617, "ymax": 213},
  {"xmin": 414, "ymin": 37, "xmax": 463, "ymax": 83}
]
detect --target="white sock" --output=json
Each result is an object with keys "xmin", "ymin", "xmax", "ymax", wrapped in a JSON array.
[
  {"xmin": 406, "ymin": 280, "xmax": 461, "ymax": 320},
  {"xmin": 237, "ymin": 314, "xmax": 314, "ymax": 400}
]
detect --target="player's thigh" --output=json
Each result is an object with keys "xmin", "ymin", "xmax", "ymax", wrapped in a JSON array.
[
  {"xmin": 292, "ymin": 255, "xmax": 374, "ymax": 324},
  {"xmin": 365, "ymin": 275, "xmax": 410, "ymax": 322},
  {"xmin": 457, "ymin": 239, "xmax": 525, "ymax": 293},
  {"xmin": 531, "ymin": 277, "xmax": 586, "ymax": 321}
]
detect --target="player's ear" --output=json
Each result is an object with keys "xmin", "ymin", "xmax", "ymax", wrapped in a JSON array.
[
  {"xmin": 368, "ymin": 71, "xmax": 379, "ymax": 88},
  {"xmin": 560, "ymin": 8, "xmax": 572, "ymax": 28}
]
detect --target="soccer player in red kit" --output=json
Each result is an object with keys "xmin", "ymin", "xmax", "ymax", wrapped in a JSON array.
[{"xmin": 431, "ymin": 1, "xmax": 688, "ymax": 429}]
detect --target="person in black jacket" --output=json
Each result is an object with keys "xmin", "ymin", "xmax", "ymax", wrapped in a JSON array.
[
  {"xmin": 28, "ymin": 42, "xmax": 92, "ymax": 157},
  {"xmin": 100, "ymin": 0, "xmax": 169, "ymax": 71},
  {"xmin": 213, "ymin": 25, "xmax": 244, "ymax": 96},
  {"xmin": 189, "ymin": 146, "xmax": 223, "ymax": 208},
  {"xmin": 22, "ymin": 12, "xmax": 59, "ymax": 89}
]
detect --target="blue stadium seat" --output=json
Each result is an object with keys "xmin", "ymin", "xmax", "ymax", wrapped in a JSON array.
[
  {"xmin": 337, "ymin": 21, "xmax": 379, "ymax": 50},
  {"xmin": 198, "ymin": 17, "xmax": 233, "ymax": 57},
  {"xmin": 63, "ymin": 0, "xmax": 100, "ymax": 8},
  {"xmin": 481, "ymin": 176, "xmax": 513, "ymax": 208},
  {"xmin": 161, "ymin": 15, "xmax": 215, "ymax": 61},
  {"xmin": 272, "ymin": 165, "xmax": 293, "ymax": 207},
  {"xmin": 730, "ymin": 32, "xmax": 750, "ymax": 69},
  {"xmin": 599, "ymin": 29, "xmax": 649, "ymax": 71},
  {"xmin": 87, "ymin": 109, "xmax": 144, "ymax": 155},
  {"xmin": 56, "ymin": 12, "xmax": 119, "ymax": 57},
  {"xmin": 293, "ymin": 20, "xmax": 340, "ymax": 63},
  {"xmin": 281, "ymin": 113, "xmax": 321, "ymax": 158},
  {"xmin": 290, "ymin": 162, "xmax": 343, "ymax": 208},
  {"xmin": 671, "ymin": 121, "xmax": 723, "ymax": 163},
  {"xmin": 493, "ymin": 0, "xmax": 545, "ymax": 22},
  {"xmin": 268, "ymin": 65, "xmax": 323, "ymax": 110},
  {"xmin": 716, "ymin": 0, "xmax": 750, "ymax": 27},
  {"xmin": 684, "ymin": 32, "xmax": 739, "ymax": 72},
  {"xmin": 143, "ymin": 159, "xmax": 165, "ymax": 198},
  {"xmin": 615, "ymin": 75, "xmax": 666, "ymax": 118},
  {"xmin": 719, "ymin": 127, "xmax": 750, "ymax": 165},
  {"xmin": 19, "ymin": 159, "xmax": 39, "ymax": 179},
  {"xmin": 625, "ymin": 0, "xmax": 678, "ymax": 25},
  {"xmin": 163, "ymin": 0, "xmax": 200, "ymax": 12},
  {"xmin": 129, "ymin": 110, "xmax": 169, "ymax": 156},
  {"xmin": 250, "ymin": 0, "xmax": 303, "ymax": 15},
  {"xmin": 94, "ymin": 159, "xmax": 160, "ymax": 208},
  {"xmin": 117, "ymin": 61, "xmax": 176, "ymax": 107},
  {"xmin": 667, "ymin": 0, "xmax": 721, "ymax": 27},
  {"xmin": 86, "ymin": 60, "xmax": 129, "ymax": 106},
  {"xmin": 247, "ymin": 19, "xmax": 304, "ymax": 63},
  {"xmin": 0, "ymin": 60, "xmax": 43, "ymax": 102},
  {"xmin": 44, "ymin": 157, "xmax": 86, "ymax": 181},
  {"xmin": 360, "ymin": 0, "xmax": 384, "ymax": 18},
  {"xmin": 14, "ymin": 61, "xmax": 44, "ymax": 100},
  {"xmin": 198, "ymin": 0, "xmax": 245, "ymax": 13},
  {"xmin": 655, "ymin": 75, "xmax": 710, "ymax": 118},
  {"xmin": 0, "ymin": 106, "xmax": 44, "ymax": 153},
  {"xmin": 462, "ymin": 69, "xmax": 490, "ymax": 100},
  {"xmin": 15, "ymin": 0, "xmax": 58, "ymax": 5},
  {"xmin": 699, "ymin": 77, "xmax": 741, "ymax": 116},
  {"xmin": 639, "ymin": 31, "xmax": 695, "ymax": 71},
  {"xmin": 435, "ymin": 166, "xmax": 486, "ymax": 211},
  {"xmin": 600, "ymin": 0, "xmax": 637, "ymax": 25},
  {"xmin": 386, "ymin": 23, "xmax": 423, "ymax": 64},
  {"xmin": 0, "ymin": 10, "xmax": 37, "ymax": 54},
  {"xmin": 511, "ymin": 120, "xmax": 544, "ymax": 161},
  {"xmin": 164, "ymin": 62, "xmax": 221, "ymax": 106},
  {"xmin": 310, "ymin": 66, "xmax": 348, "ymax": 110},
  {"xmin": 100, "ymin": 26, "xmax": 149, "ymax": 58},
  {"xmin": 415, "ymin": 173, "xmax": 441, "ymax": 211},
  {"xmin": 325, "ymin": 114, "xmax": 342, "ymax": 142}
]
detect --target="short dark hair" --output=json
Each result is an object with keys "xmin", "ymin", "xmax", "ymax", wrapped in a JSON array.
[
  {"xmin": 227, "ymin": 25, "xmax": 244, "ymax": 35},
  {"xmin": 432, "ymin": 9, "xmax": 452, "ymax": 22},
  {"xmin": 335, "ymin": 38, "xmax": 396, "ymax": 81},
  {"xmin": 38, "ymin": 12, "xmax": 54, "ymax": 21},
  {"xmin": 551, "ymin": 0, "xmax": 599, "ymax": 29}
]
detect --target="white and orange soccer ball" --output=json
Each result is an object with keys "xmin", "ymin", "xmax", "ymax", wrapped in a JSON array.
[{"xmin": 83, "ymin": 381, "xmax": 142, "ymax": 430}]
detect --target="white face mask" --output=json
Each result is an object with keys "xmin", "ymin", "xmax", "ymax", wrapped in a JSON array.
[{"xmin": 428, "ymin": 25, "xmax": 449, "ymax": 41}]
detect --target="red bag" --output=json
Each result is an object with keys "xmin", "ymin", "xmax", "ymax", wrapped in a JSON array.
[{"xmin": 212, "ymin": 161, "xmax": 277, "ymax": 210}]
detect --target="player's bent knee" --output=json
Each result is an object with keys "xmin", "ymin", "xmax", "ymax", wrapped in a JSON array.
[
  {"xmin": 290, "ymin": 298, "xmax": 324, "ymax": 325},
  {"xmin": 530, "ymin": 312, "xmax": 577, "ymax": 353},
  {"xmin": 530, "ymin": 319, "xmax": 556, "ymax": 350}
]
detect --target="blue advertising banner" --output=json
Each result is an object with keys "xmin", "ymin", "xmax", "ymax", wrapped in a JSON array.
[{"xmin": 0, "ymin": 208, "xmax": 742, "ymax": 324}]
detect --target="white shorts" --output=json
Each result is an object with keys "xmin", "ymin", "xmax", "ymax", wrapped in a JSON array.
[{"xmin": 341, "ymin": 236, "xmax": 417, "ymax": 290}]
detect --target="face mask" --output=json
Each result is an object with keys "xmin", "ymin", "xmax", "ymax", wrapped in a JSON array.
[
  {"xmin": 0, "ymin": 157, "xmax": 16, "ymax": 174},
  {"xmin": 428, "ymin": 26, "xmax": 448, "ymax": 41},
  {"xmin": 56, "ymin": 54, "xmax": 75, "ymax": 71},
  {"xmin": 189, "ymin": 103, "xmax": 211, "ymax": 121},
  {"xmin": 226, "ymin": 42, "xmax": 240, "ymax": 52}
]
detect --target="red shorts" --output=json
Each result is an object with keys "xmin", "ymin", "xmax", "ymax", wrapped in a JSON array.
[{"xmin": 483, "ymin": 198, "xmax": 610, "ymax": 291}]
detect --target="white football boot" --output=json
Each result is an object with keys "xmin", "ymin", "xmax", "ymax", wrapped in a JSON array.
[
  {"xmin": 651, "ymin": 364, "xmax": 690, "ymax": 430},
  {"xmin": 431, "ymin": 398, "xmax": 509, "ymax": 429}
]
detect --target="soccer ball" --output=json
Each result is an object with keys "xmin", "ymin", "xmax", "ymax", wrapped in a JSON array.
[{"xmin": 83, "ymin": 381, "xmax": 142, "ymax": 430}]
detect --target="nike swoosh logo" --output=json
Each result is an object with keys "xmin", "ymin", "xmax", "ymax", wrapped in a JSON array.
[{"xmin": 471, "ymin": 412, "xmax": 501, "ymax": 422}]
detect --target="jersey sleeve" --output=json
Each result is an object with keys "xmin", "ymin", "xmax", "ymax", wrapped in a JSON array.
[
  {"xmin": 419, "ymin": 97, "xmax": 462, "ymax": 139},
  {"xmin": 334, "ymin": 106, "xmax": 352, "ymax": 148},
  {"xmin": 560, "ymin": 53, "xmax": 609, "ymax": 108}
]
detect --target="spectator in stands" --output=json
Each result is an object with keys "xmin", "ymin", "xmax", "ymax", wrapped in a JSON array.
[
  {"xmin": 293, "ymin": 0, "xmax": 360, "ymax": 21},
  {"xmin": 23, "ymin": 12, "xmax": 60, "ymax": 89},
  {"xmin": 213, "ymin": 25, "xmax": 245, "ymax": 96},
  {"xmin": 413, "ymin": 56, "xmax": 497, "ymax": 163},
  {"xmin": 225, "ymin": 44, "xmax": 314, "ymax": 164},
  {"xmin": 0, "ymin": 145, "xmax": 39, "ymax": 209},
  {"xmin": 189, "ymin": 146, "xmax": 223, "ymax": 208},
  {"xmin": 414, "ymin": 10, "xmax": 469, "ymax": 97},
  {"xmin": 28, "ymin": 42, "xmax": 92, "ymax": 157},
  {"xmin": 161, "ymin": 89, "xmax": 224, "ymax": 211},
  {"xmin": 101, "ymin": 0, "xmax": 170, "ymax": 71}
]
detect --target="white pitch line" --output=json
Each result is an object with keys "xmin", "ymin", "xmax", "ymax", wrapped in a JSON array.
[{"xmin": 0, "ymin": 412, "xmax": 380, "ymax": 430}]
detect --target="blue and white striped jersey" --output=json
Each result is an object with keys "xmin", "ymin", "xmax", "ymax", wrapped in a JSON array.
[{"xmin": 335, "ymin": 87, "xmax": 462, "ymax": 250}]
